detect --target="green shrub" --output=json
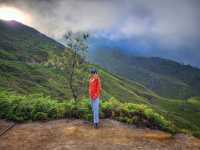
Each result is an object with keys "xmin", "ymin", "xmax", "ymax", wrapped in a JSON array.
[
  {"xmin": 0, "ymin": 90, "xmax": 174, "ymax": 133},
  {"xmin": 192, "ymin": 131, "xmax": 200, "ymax": 138},
  {"xmin": 101, "ymin": 97, "xmax": 122, "ymax": 118},
  {"xmin": 76, "ymin": 99, "xmax": 92, "ymax": 120},
  {"xmin": 34, "ymin": 112, "xmax": 48, "ymax": 121},
  {"xmin": 63, "ymin": 101, "xmax": 76, "ymax": 118}
]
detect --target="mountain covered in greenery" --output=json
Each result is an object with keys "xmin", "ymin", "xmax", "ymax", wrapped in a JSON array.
[
  {"xmin": 0, "ymin": 19, "xmax": 154, "ymax": 101},
  {"xmin": 0, "ymin": 19, "xmax": 200, "ymax": 137},
  {"xmin": 88, "ymin": 48, "xmax": 200, "ymax": 99}
]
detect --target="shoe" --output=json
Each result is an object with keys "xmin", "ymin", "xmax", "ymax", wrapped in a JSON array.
[{"xmin": 94, "ymin": 123, "xmax": 99, "ymax": 129}]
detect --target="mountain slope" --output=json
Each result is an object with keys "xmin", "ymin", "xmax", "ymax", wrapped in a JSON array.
[
  {"xmin": 0, "ymin": 20, "xmax": 64, "ymax": 63},
  {"xmin": 0, "ymin": 20, "xmax": 200, "ymax": 137},
  {"xmin": 0, "ymin": 19, "xmax": 159, "ymax": 102},
  {"xmin": 87, "ymin": 48, "xmax": 200, "ymax": 99},
  {"xmin": 0, "ymin": 19, "xmax": 155, "ymax": 102},
  {"xmin": 0, "ymin": 19, "xmax": 70, "ymax": 98}
]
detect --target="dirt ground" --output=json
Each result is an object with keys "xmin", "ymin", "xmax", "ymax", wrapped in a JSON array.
[
  {"xmin": 0, "ymin": 119, "xmax": 200, "ymax": 150},
  {"xmin": 0, "ymin": 120, "xmax": 11, "ymax": 132}
]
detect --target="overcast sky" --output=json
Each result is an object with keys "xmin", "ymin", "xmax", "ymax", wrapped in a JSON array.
[{"xmin": 0, "ymin": 0, "xmax": 200, "ymax": 67}]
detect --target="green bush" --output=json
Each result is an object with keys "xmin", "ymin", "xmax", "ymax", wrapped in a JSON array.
[
  {"xmin": 0, "ymin": 90, "xmax": 174, "ymax": 133},
  {"xmin": 192, "ymin": 131, "xmax": 200, "ymax": 138},
  {"xmin": 100, "ymin": 98, "xmax": 174, "ymax": 132},
  {"xmin": 34, "ymin": 112, "xmax": 48, "ymax": 121}
]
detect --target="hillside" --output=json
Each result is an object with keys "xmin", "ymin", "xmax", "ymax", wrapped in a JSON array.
[
  {"xmin": 0, "ymin": 20, "xmax": 163, "ymax": 103},
  {"xmin": 0, "ymin": 19, "xmax": 69, "ymax": 98},
  {"xmin": 0, "ymin": 20, "xmax": 200, "ymax": 137},
  {"xmin": 88, "ymin": 48, "xmax": 200, "ymax": 99},
  {"xmin": 0, "ymin": 20, "xmax": 64, "ymax": 63}
]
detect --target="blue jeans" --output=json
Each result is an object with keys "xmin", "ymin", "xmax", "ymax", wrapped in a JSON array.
[{"xmin": 91, "ymin": 98, "xmax": 99, "ymax": 124}]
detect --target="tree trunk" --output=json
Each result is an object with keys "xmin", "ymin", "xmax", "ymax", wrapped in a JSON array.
[{"xmin": 69, "ymin": 50, "xmax": 77, "ymax": 101}]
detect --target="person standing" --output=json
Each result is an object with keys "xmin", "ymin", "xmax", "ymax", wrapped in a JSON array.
[{"xmin": 89, "ymin": 68, "xmax": 101, "ymax": 128}]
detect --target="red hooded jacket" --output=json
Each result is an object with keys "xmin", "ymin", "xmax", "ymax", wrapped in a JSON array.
[{"xmin": 89, "ymin": 74, "xmax": 101, "ymax": 100}]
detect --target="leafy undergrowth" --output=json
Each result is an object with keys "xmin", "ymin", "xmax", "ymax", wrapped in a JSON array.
[{"xmin": 0, "ymin": 90, "xmax": 174, "ymax": 133}]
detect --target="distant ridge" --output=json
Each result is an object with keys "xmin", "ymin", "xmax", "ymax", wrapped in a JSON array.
[{"xmin": 88, "ymin": 48, "xmax": 200, "ymax": 99}]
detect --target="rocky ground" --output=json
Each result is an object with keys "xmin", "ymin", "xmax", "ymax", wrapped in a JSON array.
[{"xmin": 0, "ymin": 119, "xmax": 200, "ymax": 150}]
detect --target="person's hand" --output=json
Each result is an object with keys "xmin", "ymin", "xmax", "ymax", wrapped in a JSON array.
[{"xmin": 92, "ymin": 94, "xmax": 97, "ymax": 100}]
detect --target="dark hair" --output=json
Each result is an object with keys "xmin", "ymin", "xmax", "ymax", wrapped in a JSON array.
[{"xmin": 90, "ymin": 68, "xmax": 97, "ymax": 74}]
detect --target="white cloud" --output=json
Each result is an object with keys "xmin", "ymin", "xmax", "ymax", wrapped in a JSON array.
[{"xmin": 0, "ymin": 0, "xmax": 200, "ymax": 48}]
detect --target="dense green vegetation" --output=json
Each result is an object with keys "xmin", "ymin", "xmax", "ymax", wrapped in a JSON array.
[
  {"xmin": 0, "ymin": 19, "xmax": 71, "ymax": 99},
  {"xmin": 88, "ymin": 49, "xmax": 200, "ymax": 99},
  {"xmin": 0, "ymin": 20, "xmax": 200, "ymax": 138},
  {"xmin": 0, "ymin": 90, "xmax": 173, "ymax": 133},
  {"xmin": 0, "ymin": 20, "xmax": 64, "ymax": 63}
]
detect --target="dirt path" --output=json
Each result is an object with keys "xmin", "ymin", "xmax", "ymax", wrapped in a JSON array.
[{"xmin": 0, "ymin": 119, "xmax": 199, "ymax": 150}]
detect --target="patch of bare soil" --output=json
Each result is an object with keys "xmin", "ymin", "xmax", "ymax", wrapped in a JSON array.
[{"xmin": 0, "ymin": 119, "xmax": 199, "ymax": 150}]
